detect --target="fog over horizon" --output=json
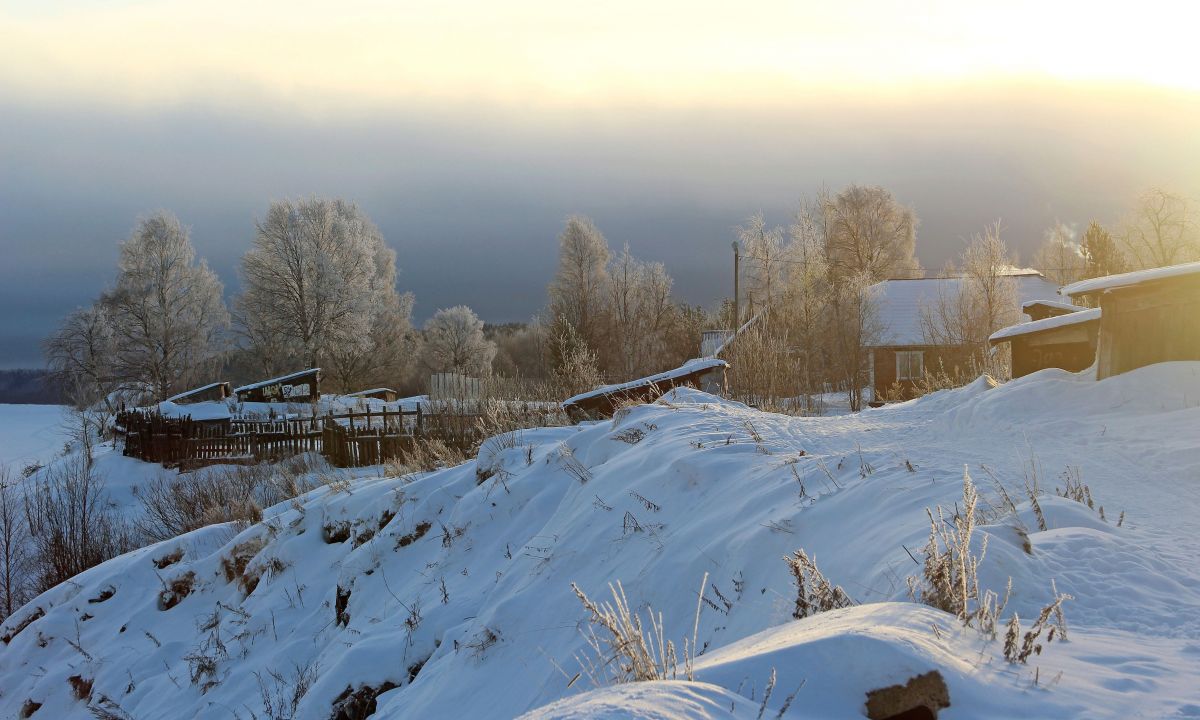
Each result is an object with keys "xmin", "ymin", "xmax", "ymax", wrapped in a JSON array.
[{"xmin": 2, "ymin": 82, "xmax": 1199, "ymax": 368}]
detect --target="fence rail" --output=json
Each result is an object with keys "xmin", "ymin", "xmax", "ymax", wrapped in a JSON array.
[{"xmin": 116, "ymin": 403, "xmax": 564, "ymax": 469}]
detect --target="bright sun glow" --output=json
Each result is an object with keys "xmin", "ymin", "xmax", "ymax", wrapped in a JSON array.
[{"xmin": 1, "ymin": 0, "xmax": 1198, "ymax": 111}]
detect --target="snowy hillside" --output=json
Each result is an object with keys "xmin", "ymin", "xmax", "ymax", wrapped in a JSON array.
[
  {"xmin": 0, "ymin": 404, "xmax": 68, "ymax": 475},
  {"xmin": 2, "ymin": 365, "xmax": 1199, "ymax": 719}
]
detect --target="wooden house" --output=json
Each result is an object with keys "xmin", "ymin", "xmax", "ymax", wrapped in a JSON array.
[
  {"xmin": 1062, "ymin": 261, "xmax": 1200, "ymax": 380},
  {"xmin": 234, "ymin": 368, "xmax": 321, "ymax": 403},
  {"xmin": 347, "ymin": 388, "xmax": 399, "ymax": 402},
  {"xmin": 989, "ymin": 307, "xmax": 1100, "ymax": 378},
  {"xmin": 166, "ymin": 381, "xmax": 231, "ymax": 405},
  {"xmin": 866, "ymin": 272, "xmax": 1062, "ymax": 401},
  {"xmin": 562, "ymin": 358, "xmax": 728, "ymax": 421}
]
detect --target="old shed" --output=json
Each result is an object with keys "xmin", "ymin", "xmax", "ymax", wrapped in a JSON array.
[
  {"xmin": 1063, "ymin": 261, "xmax": 1200, "ymax": 380},
  {"xmin": 235, "ymin": 368, "xmax": 321, "ymax": 403},
  {"xmin": 347, "ymin": 388, "xmax": 400, "ymax": 402},
  {"xmin": 989, "ymin": 306, "xmax": 1100, "ymax": 378},
  {"xmin": 166, "ymin": 381, "xmax": 231, "ymax": 404},
  {"xmin": 562, "ymin": 358, "xmax": 728, "ymax": 421}
]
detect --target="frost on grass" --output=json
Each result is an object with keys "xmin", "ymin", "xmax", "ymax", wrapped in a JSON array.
[{"xmin": 571, "ymin": 575, "xmax": 706, "ymax": 685}]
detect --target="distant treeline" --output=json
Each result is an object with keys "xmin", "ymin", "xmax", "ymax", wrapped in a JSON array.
[{"xmin": 0, "ymin": 369, "xmax": 62, "ymax": 405}]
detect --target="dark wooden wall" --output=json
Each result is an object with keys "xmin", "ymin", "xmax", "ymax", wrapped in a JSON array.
[{"xmin": 1098, "ymin": 277, "xmax": 1200, "ymax": 379}]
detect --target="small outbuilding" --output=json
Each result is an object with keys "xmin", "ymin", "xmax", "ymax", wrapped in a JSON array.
[
  {"xmin": 166, "ymin": 381, "xmax": 231, "ymax": 405},
  {"xmin": 1062, "ymin": 261, "xmax": 1200, "ymax": 380},
  {"xmin": 562, "ymin": 358, "xmax": 728, "ymax": 421},
  {"xmin": 347, "ymin": 388, "xmax": 399, "ymax": 402},
  {"xmin": 235, "ymin": 368, "xmax": 321, "ymax": 403},
  {"xmin": 989, "ymin": 307, "xmax": 1100, "ymax": 378},
  {"xmin": 1020, "ymin": 299, "xmax": 1082, "ymax": 322}
]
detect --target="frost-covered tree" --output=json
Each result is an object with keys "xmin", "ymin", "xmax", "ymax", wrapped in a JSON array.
[
  {"xmin": 922, "ymin": 222, "xmax": 1019, "ymax": 353},
  {"xmin": 823, "ymin": 185, "xmax": 920, "ymax": 282},
  {"xmin": 100, "ymin": 212, "xmax": 229, "ymax": 400},
  {"xmin": 603, "ymin": 244, "xmax": 674, "ymax": 377},
  {"xmin": 1119, "ymin": 188, "xmax": 1198, "ymax": 269},
  {"xmin": 237, "ymin": 198, "xmax": 399, "ymax": 374},
  {"xmin": 737, "ymin": 212, "xmax": 788, "ymax": 312},
  {"xmin": 1033, "ymin": 222, "xmax": 1087, "ymax": 286},
  {"xmin": 421, "ymin": 306, "xmax": 496, "ymax": 376},
  {"xmin": 548, "ymin": 216, "xmax": 610, "ymax": 350}
]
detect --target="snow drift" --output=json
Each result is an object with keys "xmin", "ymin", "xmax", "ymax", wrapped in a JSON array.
[{"xmin": 2, "ymin": 364, "xmax": 1199, "ymax": 719}]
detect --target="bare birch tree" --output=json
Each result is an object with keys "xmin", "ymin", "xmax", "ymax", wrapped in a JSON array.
[
  {"xmin": 922, "ymin": 222, "xmax": 1020, "ymax": 357},
  {"xmin": 237, "ymin": 198, "xmax": 396, "ymax": 373},
  {"xmin": 548, "ymin": 216, "xmax": 610, "ymax": 350},
  {"xmin": 1119, "ymin": 188, "xmax": 1199, "ymax": 269},
  {"xmin": 737, "ymin": 212, "xmax": 788, "ymax": 311},
  {"xmin": 44, "ymin": 304, "xmax": 120, "ymax": 412},
  {"xmin": 603, "ymin": 244, "xmax": 674, "ymax": 377},
  {"xmin": 824, "ymin": 185, "xmax": 921, "ymax": 282},
  {"xmin": 100, "ymin": 212, "xmax": 229, "ymax": 400}
]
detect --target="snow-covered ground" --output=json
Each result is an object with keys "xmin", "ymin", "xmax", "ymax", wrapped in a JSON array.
[
  {"xmin": 2, "ymin": 365, "xmax": 1199, "ymax": 719},
  {"xmin": 0, "ymin": 404, "xmax": 69, "ymax": 475}
]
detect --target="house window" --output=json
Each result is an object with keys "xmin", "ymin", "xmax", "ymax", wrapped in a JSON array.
[{"xmin": 896, "ymin": 350, "xmax": 924, "ymax": 381}]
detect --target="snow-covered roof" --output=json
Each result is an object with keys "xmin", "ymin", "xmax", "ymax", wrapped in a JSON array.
[
  {"xmin": 1062, "ymin": 261, "xmax": 1200, "ymax": 297},
  {"xmin": 346, "ymin": 388, "xmax": 397, "ymax": 397},
  {"xmin": 156, "ymin": 400, "xmax": 232, "ymax": 422},
  {"xmin": 166, "ymin": 382, "xmax": 228, "ymax": 402},
  {"xmin": 1021, "ymin": 299, "xmax": 1081, "ymax": 314},
  {"xmin": 868, "ymin": 273, "xmax": 1063, "ymax": 347},
  {"xmin": 234, "ymin": 368, "xmax": 321, "ymax": 394},
  {"xmin": 563, "ymin": 358, "xmax": 727, "ymax": 406},
  {"xmin": 989, "ymin": 307, "xmax": 1101, "ymax": 344}
]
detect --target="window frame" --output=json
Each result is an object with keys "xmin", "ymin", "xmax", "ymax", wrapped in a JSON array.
[{"xmin": 895, "ymin": 350, "xmax": 924, "ymax": 381}]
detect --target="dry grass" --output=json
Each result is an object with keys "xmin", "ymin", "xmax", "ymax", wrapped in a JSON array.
[
  {"xmin": 784, "ymin": 549, "xmax": 854, "ymax": 619},
  {"xmin": 909, "ymin": 468, "xmax": 1009, "ymax": 635},
  {"xmin": 571, "ymin": 574, "xmax": 707, "ymax": 685}
]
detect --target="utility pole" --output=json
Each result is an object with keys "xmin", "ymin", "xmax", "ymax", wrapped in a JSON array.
[{"xmin": 731, "ymin": 241, "xmax": 740, "ymax": 330}]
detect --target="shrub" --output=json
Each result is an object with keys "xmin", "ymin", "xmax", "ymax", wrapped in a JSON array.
[{"xmin": 22, "ymin": 456, "xmax": 132, "ymax": 593}]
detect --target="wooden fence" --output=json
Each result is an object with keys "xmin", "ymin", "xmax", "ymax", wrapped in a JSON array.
[{"xmin": 117, "ymin": 403, "xmax": 565, "ymax": 469}]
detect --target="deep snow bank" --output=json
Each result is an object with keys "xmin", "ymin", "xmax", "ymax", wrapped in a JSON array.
[{"xmin": 2, "ymin": 365, "xmax": 1199, "ymax": 719}]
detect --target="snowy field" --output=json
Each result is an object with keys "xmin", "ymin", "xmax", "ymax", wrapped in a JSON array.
[
  {"xmin": 1, "ymin": 365, "xmax": 1199, "ymax": 718},
  {"xmin": 0, "ymin": 404, "xmax": 68, "ymax": 475}
]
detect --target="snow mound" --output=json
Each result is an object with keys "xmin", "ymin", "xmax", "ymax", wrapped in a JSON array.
[{"xmin": 3, "ymin": 364, "xmax": 1200, "ymax": 719}]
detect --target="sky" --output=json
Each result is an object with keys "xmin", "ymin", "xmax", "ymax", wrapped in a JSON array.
[{"xmin": 2, "ymin": 0, "xmax": 1199, "ymax": 367}]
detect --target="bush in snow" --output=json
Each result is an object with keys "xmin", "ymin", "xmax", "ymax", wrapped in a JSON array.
[{"xmin": 22, "ymin": 456, "xmax": 132, "ymax": 594}]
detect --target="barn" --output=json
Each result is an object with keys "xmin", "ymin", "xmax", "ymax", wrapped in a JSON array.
[
  {"xmin": 166, "ymin": 381, "xmax": 231, "ymax": 404},
  {"xmin": 867, "ymin": 271, "xmax": 1062, "ymax": 400},
  {"xmin": 234, "ymin": 368, "xmax": 321, "ymax": 403},
  {"xmin": 1062, "ymin": 261, "xmax": 1200, "ymax": 380},
  {"xmin": 988, "ymin": 306, "xmax": 1100, "ymax": 378}
]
